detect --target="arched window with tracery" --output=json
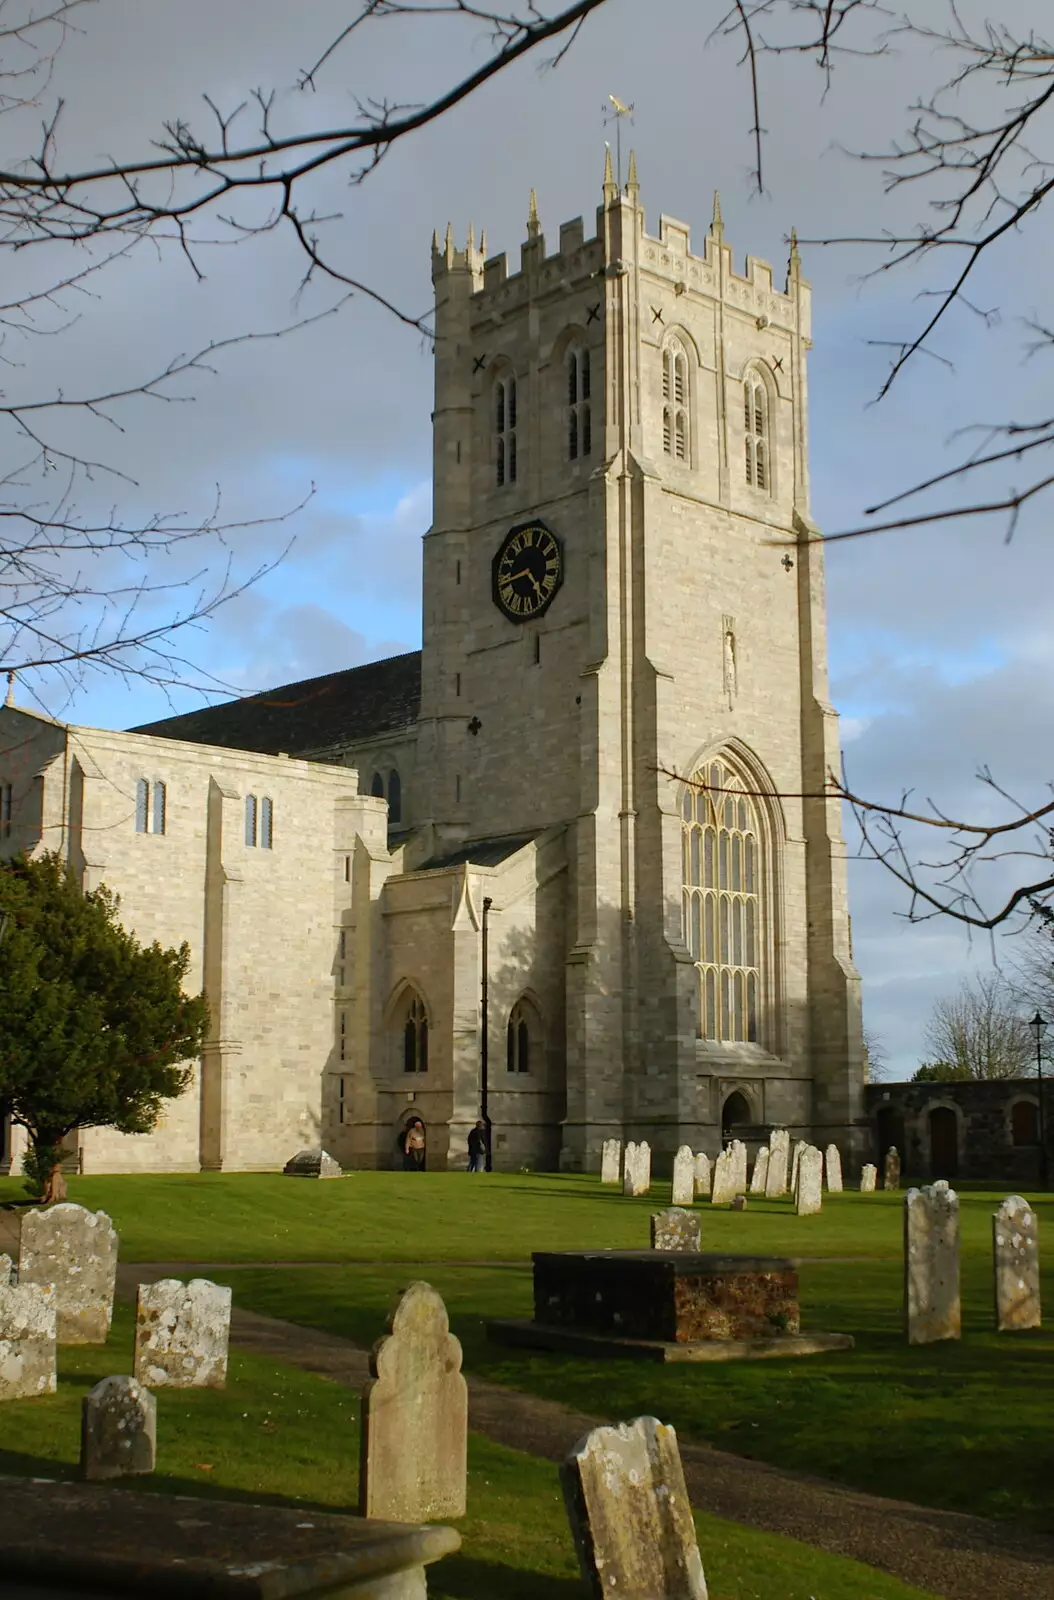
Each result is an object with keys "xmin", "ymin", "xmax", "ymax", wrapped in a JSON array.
[
  {"xmin": 506, "ymin": 999, "xmax": 535, "ymax": 1074},
  {"xmin": 682, "ymin": 758, "xmax": 764, "ymax": 1043},
  {"xmin": 370, "ymin": 771, "xmax": 385, "ymax": 799},
  {"xmin": 401, "ymin": 991, "xmax": 428, "ymax": 1074},
  {"xmin": 495, "ymin": 373, "xmax": 517, "ymax": 487},
  {"xmin": 744, "ymin": 370, "xmax": 769, "ymax": 490},
  {"xmin": 662, "ymin": 339, "xmax": 689, "ymax": 462},
  {"xmin": 567, "ymin": 344, "xmax": 591, "ymax": 461}
]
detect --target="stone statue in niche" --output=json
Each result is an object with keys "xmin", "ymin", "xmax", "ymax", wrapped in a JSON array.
[{"xmin": 723, "ymin": 618, "xmax": 737, "ymax": 707}]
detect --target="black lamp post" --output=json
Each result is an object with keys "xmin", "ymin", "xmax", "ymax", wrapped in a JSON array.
[
  {"xmin": 1029, "ymin": 1011, "xmax": 1048, "ymax": 1190},
  {"xmin": 480, "ymin": 896, "xmax": 493, "ymax": 1172}
]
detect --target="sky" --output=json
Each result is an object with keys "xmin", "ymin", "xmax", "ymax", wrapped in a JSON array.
[{"xmin": 3, "ymin": 0, "xmax": 1053, "ymax": 1078}]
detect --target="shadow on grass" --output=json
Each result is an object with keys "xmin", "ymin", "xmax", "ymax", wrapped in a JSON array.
[{"xmin": 429, "ymin": 1554, "xmax": 582, "ymax": 1599}]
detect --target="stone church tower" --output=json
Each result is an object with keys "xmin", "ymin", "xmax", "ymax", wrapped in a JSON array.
[
  {"xmin": 0, "ymin": 153, "xmax": 866, "ymax": 1178},
  {"xmin": 413, "ymin": 154, "xmax": 866, "ymax": 1170}
]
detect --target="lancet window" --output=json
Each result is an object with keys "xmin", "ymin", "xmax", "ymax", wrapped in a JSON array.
[
  {"xmin": 506, "ymin": 999, "xmax": 534, "ymax": 1074},
  {"xmin": 567, "ymin": 345, "xmax": 591, "ymax": 460},
  {"xmin": 662, "ymin": 340, "xmax": 689, "ymax": 462},
  {"xmin": 744, "ymin": 371, "xmax": 769, "ymax": 489},
  {"xmin": 402, "ymin": 992, "xmax": 429, "ymax": 1074},
  {"xmin": 682, "ymin": 758, "xmax": 763, "ymax": 1044},
  {"xmin": 495, "ymin": 373, "xmax": 517, "ymax": 487}
]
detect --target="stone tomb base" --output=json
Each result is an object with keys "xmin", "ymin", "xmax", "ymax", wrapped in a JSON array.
[{"xmin": 487, "ymin": 1250, "xmax": 853, "ymax": 1363}]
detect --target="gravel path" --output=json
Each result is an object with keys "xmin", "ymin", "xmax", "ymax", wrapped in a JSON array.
[{"xmin": 115, "ymin": 1263, "xmax": 1054, "ymax": 1600}]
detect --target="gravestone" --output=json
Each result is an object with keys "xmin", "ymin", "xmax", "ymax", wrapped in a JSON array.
[
  {"xmin": 710, "ymin": 1149, "xmax": 736, "ymax": 1206},
  {"xmin": 134, "ymin": 1279, "xmax": 232, "ymax": 1388},
  {"xmin": 749, "ymin": 1147, "xmax": 769, "ymax": 1195},
  {"xmin": 730, "ymin": 1195, "xmax": 748, "ymax": 1212},
  {"xmin": 729, "ymin": 1140, "xmax": 748, "ymax": 1195},
  {"xmin": 359, "ymin": 1280, "xmax": 467, "ymax": 1522},
  {"xmin": 622, "ymin": 1141, "xmax": 651, "ymax": 1197},
  {"xmin": 993, "ymin": 1195, "xmax": 1041, "ymax": 1332},
  {"xmin": 884, "ymin": 1146, "xmax": 901, "ymax": 1191},
  {"xmin": 765, "ymin": 1129, "xmax": 789, "ymax": 1197},
  {"xmin": 671, "ymin": 1146, "xmax": 696, "ymax": 1207},
  {"xmin": 860, "ymin": 1163, "xmax": 877, "ymax": 1193},
  {"xmin": 282, "ymin": 1148, "xmax": 341, "ymax": 1179},
  {"xmin": 81, "ymin": 1375, "xmax": 156, "ymax": 1481},
  {"xmin": 650, "ymin": 1209, "xmax": 702, "ymax": 1252},
  {"xmin": 0, "ymin": 1253, "xmax": 13, "ymax": 1286},
  {"xmin": 795, "ymin": 1146, "xmax": 823, "ymax": 1216},
  {"xmin": 825, "ymin": 1145, "xmax": 843, "ymax": 1193},
  {"xmin": 693, "ymin": 1153, "xmax": 711, "ymax": 1199},
  {"xmin": 0, "ymin": 1279, "xmax": 56, "ymax": 1400},
  {"xmin": 905, "ymin": 1181, "xmax": 960, "ymax": 1345},
  {"xmin": 18, "ymin": 1203, "xmax": 118, "ymax": 1344},
  {"xmin": 601, "ymin": 1139, "xmax": 622, "ymax": 1185},
  {"xmin": 562, "ymin": 1415, "xmax": 708, "ymax": 1599},
  {"xmin": 789, "ymin": 1140, "xmax": 807, "ymax": 1197}
]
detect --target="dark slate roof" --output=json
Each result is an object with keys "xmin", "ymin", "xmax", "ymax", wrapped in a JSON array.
[
  {"xmin": 416, "ymin": 833, "xmax": 539, "ymax": 872},
  {"xmin": 129, "ymin": 651, "xmax": 421, "ymax": 757}
]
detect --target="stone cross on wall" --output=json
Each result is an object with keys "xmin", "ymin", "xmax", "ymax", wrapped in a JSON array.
[
  {"xmin": 795, "ymin": 1147, "xmax": 823, "ymax": 1216},
  {"xmin": 905, "ymin": 1181, "xmax": 960, "ymax": 1345},
  {"xmin": 359, "ymin": 1281, "xmax": 468, "ymax": 1522},
  {"xmin": 749, "ymin": 1148, "xmax": 769, "ymax": 1195},
  {"xmin": 860, "ymin": 1164, "xmax": 877, "ymax": 1193},
  {"xmin": 765, "ymin": 1130, "xmax": 790, "ymax": 1197},
  {"xmin": 18, "ymin": 1204, "xmax": 118, "ymax": 1345},
  {"xmin": 825, "ymin": 1145, "xmax": 843, "ymax": 1193},
  {"xmin": 670, "ymin": 1146, "xmax": 696, "ymax": 1207},
  {"xmin": 601, "ymin": 1139, "xmax": 622, "ymax": 1185},
  {"xmin": 693, "ymin": 1153, "xmax": 711, "ymax": 1199},
  {"xmin": 992, "ymin": 1195, "xmax": 1041, "ymax": 1332},
  {"xmin": 562, "ymin": 1415, "xmax": 708, "ymax": 1599}
]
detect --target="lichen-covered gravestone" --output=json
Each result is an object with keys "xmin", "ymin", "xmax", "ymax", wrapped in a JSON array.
[
  {"xmin": 710, "ymin": 1148, "xmax": 736, "ymax": 1206},
  {"xmin": 728, "ymin": 1140, "xmax": 747, "ymax": 1195},
  {"xmin": 993, "ymin": 1195, "xmax": 1041, "ymax": 1332},
  {"xmin": 81, "ymin": 1375, "xmax": 156, "ymax": 1481},
  {"xmin": 789, "ymin": 1140, "xmax": 808, "ymax": 1197},
  {"xmin": 749, "ymin": 1148, "xmax": 769, "ymax": 1195},
  {"xmin": 18, "ymin": 1203, "xmax": 118, "ymax": 1345},
  {"xmin": 562, "ymin": 1415, "xmax": 708, "ymax": 1600},
  {"xmin": 359, "ymin": 1280, "xmax": 467, "ymax": 1522},
  {"xmin": 825, "ymin": 1145, "xmax": 843, "ymax": 1193},
  {"xmin": 905, "ymin": 1181, "xmax": 960, "ymax": 1345},
  {"xmin": 134, "ymin": 1279, "xmax": 232, "ymax": 1389},
  {"xmin": 0, "ymin": 1280, "xmax": 56, "ymax": 1400},
  {"xmin": 860, "ymin": 1163, "xmax": 877, "ymax": 1193},
  {"xmin": 795, "ymin": 1146, "xmax": 823, "ymax": 1216},
  {"xmin": 693, "ymin": 1153, "xmax": 711, "ymax": 1199},
  {"xmin": 622, "ymin": 1141, "xmax": 651, "ymax": 1198},
  {"xmin": 670, "ymin": 1146, "xmax": 695, "ymax": 1207},
  {"xmin": 0, "ymin": 1254, "xmax": 13, "ymax": 1286},
  {"xmin": 282, "ymin": 1149, "xmax": 341, "ymax": 1178},
  {"xmin": 601, "ymin": 1139, "xmax": 622, "ymax": 1185},
  {"xmin": 884, "ymin": 1147, "xmax": 901, "ymax": 1191},
  {"xmin": 650, "ymin": 1208, "xmax": 702, "ymax": 1252},
  {"xmin": 765, "ymin": 1129, "xmax": 789, "ymax": 1197}
]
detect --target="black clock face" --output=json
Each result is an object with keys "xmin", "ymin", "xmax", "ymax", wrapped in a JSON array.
[{"xmin": 492, "ymin": 521, "xmax": 563, "ymax": 623}]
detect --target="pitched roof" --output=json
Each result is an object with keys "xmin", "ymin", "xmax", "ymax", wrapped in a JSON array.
[{"xmin": 129, "ymin": 651, "xmax": 421, "ymax": 757}]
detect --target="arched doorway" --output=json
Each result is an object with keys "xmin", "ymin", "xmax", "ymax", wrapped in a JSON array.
[
  {"xmin": 928, "ymin": 1106, "xmax": 959, "ymax": 1179},
  {"xmin": 721, "ymin": 1090, "xmax": 751, "ymax": 1147}
]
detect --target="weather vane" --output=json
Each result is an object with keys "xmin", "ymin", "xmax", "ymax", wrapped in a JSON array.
[{"xmin": 602, "ymin": 93, "xmax": 634, "ymax": 189}]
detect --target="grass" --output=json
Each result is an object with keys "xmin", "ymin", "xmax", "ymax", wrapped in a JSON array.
[{"xmin": 0, "ymin": 1305, "xmax": 937, "ymax": 1600}]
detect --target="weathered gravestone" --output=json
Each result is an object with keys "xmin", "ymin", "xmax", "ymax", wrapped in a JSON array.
[
  {"xmin": 562, "ymin": 1415, "xmax": 708, "ymax": 1599},
  {"xmin": 671, "ymin": 1146, "xmax": 696, "ymax": 1207},
  {"xmin": 884, "ymin": 1146, "xmax": 901, "ymax": 1191},
  {"xmin": 789, "ymin": 1140, "xmax": 807, "ymax": 1197},
  {"xmin": 693, "ymin": 1153, "xmax": 711, "ymax": 1199},
  {"xmin": 18, "ymin": 1203, "xmax": 118, "ymax": 1344},
  {"xmin": 81, "ymin": 1375, "xmax": 156, "ymax": 1481},
  {"xmin": 0, "ymin": 1253, "xmax": 13, "ymax": 1286},
  {"xmin": 860, "ymin": 1163, "xmax": 877, "ymax": 1193},
  {"xmin": 765, "ymin": 1129, "xmax": 790, "ymax": 1198},
  {"xmin": 650, "ymin": 1209, "xmax": 702, "ymax": 1252},
  {"xmin": 622, "ymin": 1141, "xmax": 651, "ymax": 1198},
  {"xmin": 993, "ymin": 1195, "xmax": 1041, "ymax": 1332},
  {"xmin": 729, "ymin": 1140, "xmax": 748, "ymax": 1195},
  {"xmin": 825, "ymin": 1145, "xmax": 843, "ymax": 1193},
  {"xmin": 905, "ymin": 1181, "xmax": 960, "ymax": 1345},
  {"xmin": 730, "ymin": 1195, "xmax": 748, "ymax": 1212},
  {"xmin": 710, "ymin": 1148, "xmax": 736, "ymax": 1206},
  {"xmin": 0, "ymin": 1279, "xmax": 56, "ymax": 1400},
  {"xmin": 601, "ymin": 1139, "xmax": 622, "ymax": 1185},
  {"xmin": 134, "ymin": 1278, "xmax": 232, "ymax": 1388},
  {"xmin": 795, "ymin": 1146, "xmax": 823, "ymax": 1216},
  {"xmin": 282, "ymin": 1148, "xmax": 341, "ymax": 1179},
  {"xmin": 359, "ymin": 1280, "xmax": 467, "ymax": 1522},
  {"xmin": 749, "ymin": 1148, "xmax": 769, "ymax": 1195}
]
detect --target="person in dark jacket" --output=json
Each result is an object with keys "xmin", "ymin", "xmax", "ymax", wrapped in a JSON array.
[{"xmin": 467, "ymin": 1119, "xmax": 488, "ymax": 1173}]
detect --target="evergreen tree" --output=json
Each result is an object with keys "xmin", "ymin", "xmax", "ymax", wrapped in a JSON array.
[{"xmin": 0, "ymin": 852, "xmax": 207, "ymax": 1189}]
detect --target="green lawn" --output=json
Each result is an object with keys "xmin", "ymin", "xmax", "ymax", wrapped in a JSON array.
[{"xmin": 0, "ymin": 1305, "xmax": 936, "ymax": 1600}]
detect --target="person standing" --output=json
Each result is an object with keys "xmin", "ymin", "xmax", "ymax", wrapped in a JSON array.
[
  {"xmin": 401, "ymin": 1117, "xmax": 426, "ymax": 1172},
  {"xmin": 467, "ymin": 1119, "xmax": 487, "ymax": 1173}
]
